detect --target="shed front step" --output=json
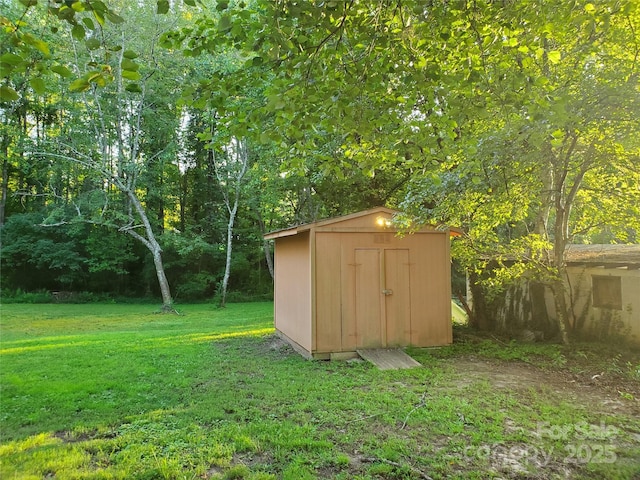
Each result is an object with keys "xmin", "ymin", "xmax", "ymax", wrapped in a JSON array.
[{"xmin": 356, "ymin": 348, "xmax": 422, "ymax": 370}]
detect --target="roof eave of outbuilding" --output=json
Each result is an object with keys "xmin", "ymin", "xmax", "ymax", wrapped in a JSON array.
[
  {"xmin": 263, "ymin": 207, "xmax": 397, "ymax": 240},
  {"xmin": 263, "ymin": 206, "xmax": 464, "ymax": 240}
]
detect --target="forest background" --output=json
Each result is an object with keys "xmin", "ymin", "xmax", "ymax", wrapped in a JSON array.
[{"xmin": 1, "ymin": 1, "xmax": 639, "ymax": 330}]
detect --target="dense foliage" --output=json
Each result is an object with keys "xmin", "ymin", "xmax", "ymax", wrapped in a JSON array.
[{"xmin": 2, "ymin": 1, "xmax": 639, "ymax": 323}]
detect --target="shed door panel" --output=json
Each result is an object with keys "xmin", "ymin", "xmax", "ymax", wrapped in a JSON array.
[
  {"xmin": 354, "ymin": 249, "xmax": 383, "ymax": 349},
  {"xmin": 384, "ymin": 249, "xmax": 411, "ymax": 346}
]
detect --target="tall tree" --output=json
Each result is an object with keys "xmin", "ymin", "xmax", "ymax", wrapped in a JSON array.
[
  {"xmin": 211, "ymin": 136, "xmax": 250, "ymax": 307},
  {"xmin": 175, "ymin": 0, "xmax": 639, "ymax": 339},
  {"xmin": 401, "ymin": 0, "xmax": 640, "ymax": 341},
  {"xmin": 8, "ymin": 0, "xmax": 186, "ymax": 310}
]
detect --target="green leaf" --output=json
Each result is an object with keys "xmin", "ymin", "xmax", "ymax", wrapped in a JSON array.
[
  {"xmin": 82, "ymin": 17, "xmax": 95, "ymax": 30},
  {"xmin": 157, "ymin": 0, "xmax": 170, "ymax": 14},
  {"xmin": 29, "ymin": 76, "xmax": 46, "ymax": 94},
  {"xmin": 85, "ymin": 38, "xmax": 101, "ymax": 50},
  {"xmin": 93, "ymin": 10, "xmax": 105, "ymax": 26},
  {"xmin": 18, "ymin": 0, "xmax": 38, "ymax": 7},
  {"xmin": 217, "ymin": 13, "xmax": 232, "ymax": 32},
  {"xmin": 0, "ymin": 85, "xmax": 20, "ymax": 102},
  {"xmin": 125, "ymin": 83, "xmax": 142, "ymax": 93},
  {"xmin": 106, "ymin": 12, "xmax": 125, "ymax": 24},
  {"xmin": 57, "ymin": 6, "xmax": 75, "ymax": 22},
  {"xmin": 121, "ymin": 70, "xmax": 141, "ymax": 81},
  {"xmin": 71, "ymin": 1, "xmax": 85, "ymax": 12},
  {"xmin": 217, "ymin": 1, "xmax": 229, "ymax": 10},
  {"xmin": 0, "ymin": 64, "xmax": 14, "ymax": 77},
  {"xmin": 51, "ymin": 65, "xmax": 73, "ymax": 77},
  {"xmin": 584, "ymin": 3, "xmax": 596, "ymax": 13},
  {"xmin": 184, "ymin": 0, "xmax": 196, "ymax": 5},
  {"xmin": 69, "ymin": 77, "xmax": 90, "ymax": 92},
  {"xmin": 92, "ymin": 73, "xmax": 109, "ymax": 87},
  {"xmin": 121, "ymin": 58, "xmax": 139, "ymax": 71},
  {"xmin": 534, "ymin": 76, "xmax": 549, "ymax": 86},
  {"xmin": 71, "ymin": 24, "xmax": 85, "ymax": 41},
  {"xmin": 547, "ymin": 50, "xmax": 561, "ymax": 64},
  {"xmin": 122, "ymin": 50, "xmax": 139, "ymax": 59},
  {"xmin": 1, "ymin": 53, "xmax": 24, "ymax": 66},
  {"xmin": 22, "ymin": 34, "xmax": 50, "ymax": 56},
  {"xmin": 550, "ymin": 137, "xmax": 563, "ymax": 148},
  {"xmin": 267, "ymin": 94, "xmax": 286, "ymax": 110}
]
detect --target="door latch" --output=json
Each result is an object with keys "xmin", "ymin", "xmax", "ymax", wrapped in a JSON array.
[{"xmin": 382, "ymin": 289, "xmax": 393, "ymax": 295}]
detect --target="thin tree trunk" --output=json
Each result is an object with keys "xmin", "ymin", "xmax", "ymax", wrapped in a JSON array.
[
  {"xmin": 120, "ymin": 185, "xmax": 174, "ymax": 311},
  {"xmin": 262, "ymin": 235, "xmax": 274, "ymax": 281},
  {"xmin": 0, "ymin": 156, "xmax": 8, "ymax": 230},
  {"xmin": 215, "ymin": 138, "xmax": 249, "ymax": 308},
  {"xmin": 219, "ymin": 205, "xmax": 237, "ymax": 308},
  {"xmin": 254, "ymin": 211, "xmax": 274, "ymax": 280},
  {"xmin": 152, "ymin": 248, "xmax": 173, "ymax": 312}
]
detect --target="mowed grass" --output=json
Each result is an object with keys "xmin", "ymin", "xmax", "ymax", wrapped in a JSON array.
[{"xmin": 1, "ymin": 303, "xmax": 639, "ymax": 479}]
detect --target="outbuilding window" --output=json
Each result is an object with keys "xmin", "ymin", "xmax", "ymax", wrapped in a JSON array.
[{"xmin": 592, "ymin": 275, "xmax": 622, "ymax": 310}]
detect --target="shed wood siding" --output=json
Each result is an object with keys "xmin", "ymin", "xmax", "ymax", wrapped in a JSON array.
[
  {"xmin": 273, "ymin": 232, "xmax": 312, "ymax": 352},
  {"xmin": 314, "ymin": 232, "xmax": 342, "ymax": 352},
  {"xmin": 268, "ymin": 208, "xmax": 454, "ymax": 357}
]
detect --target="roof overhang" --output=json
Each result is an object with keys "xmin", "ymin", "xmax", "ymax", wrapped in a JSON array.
[{"xmin": 264, "ymin": 207, "xmax": 463, "ymax": 240}]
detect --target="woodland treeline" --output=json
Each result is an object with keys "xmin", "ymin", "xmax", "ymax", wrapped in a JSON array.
[{"xmin": 2, "ymin": 1, "xmax": 639, "ymax": 333}]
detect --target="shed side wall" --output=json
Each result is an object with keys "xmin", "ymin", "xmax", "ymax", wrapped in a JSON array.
[
  {"xmin": 406, "ymin": 232, "xmax": 452, "ymax": 346},
  {"xmin": 273, "ymin": 232, "xmax": 312, "ymax": 352}
]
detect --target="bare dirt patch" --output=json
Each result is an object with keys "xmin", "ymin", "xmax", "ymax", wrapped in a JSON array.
[
  {"xmin": 449, "ymin": 355, "xmax": 640, "ymax": 417},
  {"xmin": 441, "ymin": 355, "xmax": 640, "ymax": 479}
]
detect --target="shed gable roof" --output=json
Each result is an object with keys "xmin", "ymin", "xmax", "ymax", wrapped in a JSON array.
[
  {"xmin": 264, "ymin": 207, "xmax": 396, "ymax": 240},
  {"xmin": 264, "ymin": 207, "xmax": 460, "ymax": 240}
]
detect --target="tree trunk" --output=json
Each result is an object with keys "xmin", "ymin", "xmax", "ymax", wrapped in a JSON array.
[
  {"xmin": 152, "ymin": 248, "xmax": 174, "ymax": 312},
  {"xmin": 219, "ymin": 205, "xmax": 237, "ymax": 308},
  {"xmin": 124, "ymin": 187, "xmax": 174, "ymax": 311},
  {"xmin": 254, "ymin": 211, "xmax": 274, "ymax": 280},
  {"xmin": 552, "ymin": 185, "xmax": 572, "ymax": 344},
  {"xmin": 262, "ymin": 236, "xmax": 274, "ymax": 281},
  {"xmin": 551, "ymin": 277, "xmax": 570, "ymax": 345},
  {"xmin": 0, "ymin": 156, "xmax": 8, "ymax": 230},
  {"xmin": 467, "ymin": 269, "xmax": 495, "ymax": 331}
]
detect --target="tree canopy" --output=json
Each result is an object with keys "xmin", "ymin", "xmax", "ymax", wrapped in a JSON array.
[{"xmin": 1, "ymin": 0, "xmax": 638, "ymax": 335}]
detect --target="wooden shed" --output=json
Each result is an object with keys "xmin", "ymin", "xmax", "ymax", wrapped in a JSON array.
[{"xmin": 264, "ymin": 207, "xmax": 456, "ymax": 359}]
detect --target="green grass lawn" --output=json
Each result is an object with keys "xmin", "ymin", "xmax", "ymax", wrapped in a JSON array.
[{"xmin": 1, "ymin": 303, "xmax": 639, "ymax": 479}]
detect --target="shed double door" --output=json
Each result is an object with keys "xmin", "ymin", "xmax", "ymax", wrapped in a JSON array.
[{"xmin": 352, "ymin": 248, "xmax": 411, "ymax": 349}]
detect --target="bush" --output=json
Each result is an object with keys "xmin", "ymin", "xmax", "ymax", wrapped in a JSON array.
[
  {"xmin": 214, "ymin": 291, "xmax": 274, "ymax": 304},
  {"xmin": 1, "ymin": 289, "xmax": 53, "ymax": 304},
  {"xmin": 0, "ymin": 290, "xmax": 162, "ymax": 304}
]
